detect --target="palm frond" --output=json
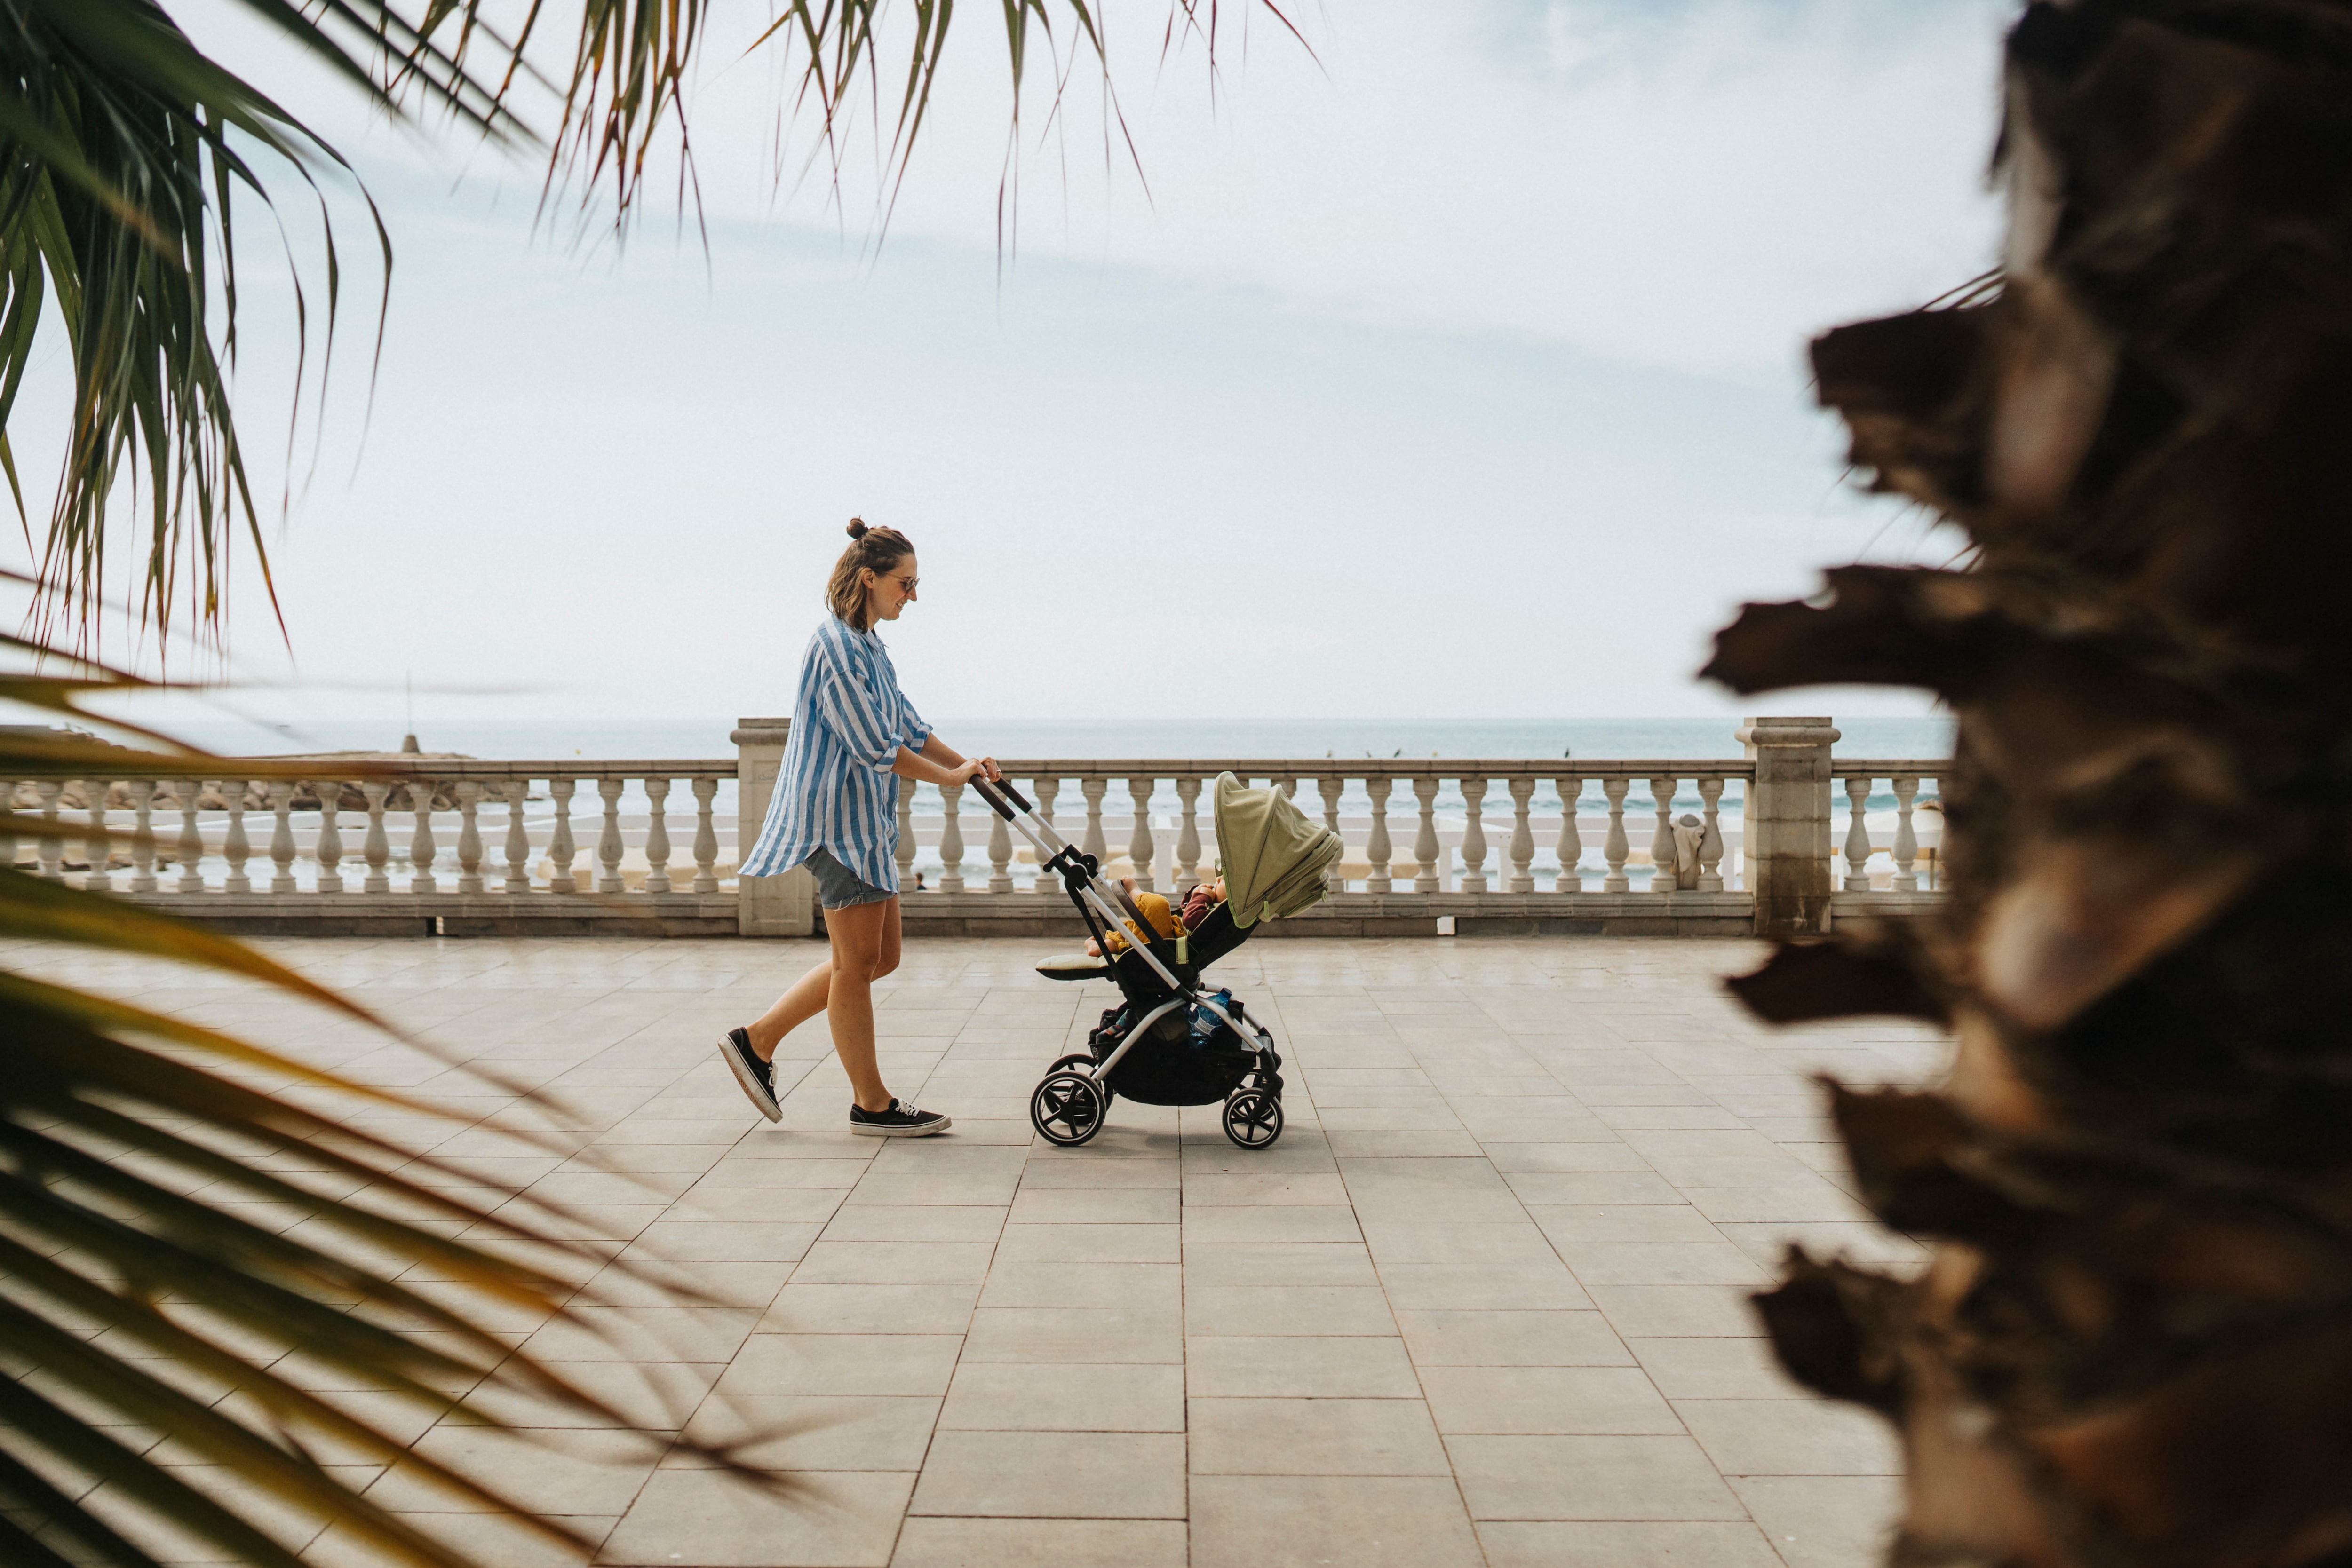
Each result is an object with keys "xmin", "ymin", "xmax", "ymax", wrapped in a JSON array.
[
  {"xmin": 0, "ymin": 879, "xmax": 766, "ymax": 1566},
  {"xmin": 0, "ymin": 2, "xmax": 350, "ymax": 651},
  {"xmin": 0, "ymin": 677, "xmax": 765, "ymax": 1565}
]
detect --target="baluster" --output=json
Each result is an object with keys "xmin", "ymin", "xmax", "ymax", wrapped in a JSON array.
[
  {"xmin": 1173, "ymin": 777, "xmax": 1202, "ymax": 893},
  {"xmin": 127, "ymin": 779, "xmax": 157, "ymax": 893},
  {"xmin": 987, "ymin": 795, "xmax": 1013, "ymax": 894},
  {"xmin": 1601, "ymin": 778, "xmax": 1630, "ymax": 892},
  {"xmin": 223, "ymin": 782, "xmax": 252, "ymax": 894},
  {"xmin": 455, "ymin": 781, "xmax": 486, "ymax": 894},
  {"xmin": 316, "ymin": 783, "xmax": 344, "ymax": 894},
  {"xmin": 268, "ymin": 780, "xmax": 298, "ymax": 893},
  {"xmin": 547, "ymin": 778, "xmax": 578, "ymax": 892},
  {"xmin": 1923, "ymin": 778, "xmax": 1940, "ymax": 890},
  {"xmin": 361, "ymin": 782, "xmax": 392, "ymax": 895},
  {"xmin": 595, "ymin": 778, "xmax": 624, "ymax": 894},
  {"xmin": 897, "ymin": 775, "xmax": 919, "ymax": 890},
  {"xmin": 4, "ymin": 780, "xmax": 29, "ymax": 875},
  {"xmin": 1032, "ymin": 777, "xmax": 1062, "ymax": 893},
  {"xmin": 642, "ymin": 777, "xmax": 671, "ymax": 894},
  {"xmin": 176, "ymin": 780, "xmax": 205, "ymax": 892},
  {"xmin": 1649, "ymin": 776, "xmax": 1677, "ymax": 896},
  {"xmin": 1412, "ymin": 776, "xmax": 1441, "ymax": 893},
  {"xmin": 1505, "ymin": 778, "xmax": 1535, "ymax": 893},
  {"xmin": 412, "ymin": 780, "xmax": 441, "ymax": 895},
  {"xmin": 938, "ymin": 782, "xmax": 965, "ymax": 892},
  {"xmin": 1844, "ymin": 776, "xmax": 1874, "ymax": 892},
  {"xmin": 1319, "ymin": 777, "xmax": 1347, "ymax": 893},
  {"xmin": 691, "ymin": 777, "xmax": 719, "ymax": 893},
  {"xmin": 35, "ymin": 780, "xmax": 63, "ymax": 880},
  {"xmin": 1891, "ymin": 776, "xmax": 1920, "ymax": 891},
  {"xmin": 1366, "ymin": 777, "xmax": 1394, "ymax": 893},
  {"xmin": 84, "ymin": 781, "xmax": 113, "ymax": 892},
  {"xmin": 0, "ymin": 780, "xmax": 16, "ymax": 877},
  {"xmin": 1697, "ymin": 776, "xmax": 1726, "ymax": 892},
  {"xmin": 1459, "ymin": 777, "xmax": 1490, "ymax": 895},
  {"xmin": 504, "ymin": 782, "xmax": 533, "ymax": 894},
  {"xmin": 1080, "ymin": 776, "xmax": 1108, "ymax": 867},
  {"xmin": 1555, "ymin": 776, "xmax": 1584, "ymax": 892},
  {"xmin": 1127, "ymin": 778, "xmax": 1156, "ymax": 892}
]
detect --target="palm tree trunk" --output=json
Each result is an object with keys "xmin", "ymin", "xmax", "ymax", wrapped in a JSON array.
[{"xmin": 1703, "ymin": 4, "xmax": 2352, "ymax": 1563}]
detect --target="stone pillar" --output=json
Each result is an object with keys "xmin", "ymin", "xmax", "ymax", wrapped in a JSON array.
[
  {"xmin": 734, "ymin": 718, "xmax": 816, "ymax": 936},
  {"xmin": 1739, "ymin": 716, "xmax": 1841, "ymax": 939}
]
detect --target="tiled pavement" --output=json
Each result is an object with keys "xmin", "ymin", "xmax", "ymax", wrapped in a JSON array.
[{"xmin": 54, "ymin": 934, "xmax": 1944, "ymax": 1567}]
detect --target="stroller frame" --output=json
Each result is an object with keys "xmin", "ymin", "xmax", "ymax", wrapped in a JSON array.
[{"xmin": 969, "ymin": 777, "xmax": 1286, "ymax": 1149}]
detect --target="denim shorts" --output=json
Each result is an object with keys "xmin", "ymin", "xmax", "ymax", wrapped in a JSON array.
[{"xmin": 802, "ymin": 847, "xmax": 893, "ymax": 910}]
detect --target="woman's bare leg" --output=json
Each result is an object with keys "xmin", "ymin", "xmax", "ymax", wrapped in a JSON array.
[
  {"xmin": 746, "ymin": 957, "xmax": 833, "ymax": 1060},
  {"xmin": 744, "ymin": 898, "xmax": 904, "ymax": 1061},
  {"xmin": 817, "ymin": 897, "xmax": 902, "ymax": 1112}
]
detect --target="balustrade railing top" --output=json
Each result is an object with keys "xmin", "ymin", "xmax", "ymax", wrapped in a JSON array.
[
  {"xmin": 8, "ymin": 758, "xmax": 735, "ymax": 779},
  {"xmin": 939, "ymin": 759, "xmax": 1760, "ymax": 776}
]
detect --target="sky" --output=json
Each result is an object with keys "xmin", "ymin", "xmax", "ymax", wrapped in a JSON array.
[{"xmin": 21, "ymin": 0, "xmax": 2012, "ymax": 737}]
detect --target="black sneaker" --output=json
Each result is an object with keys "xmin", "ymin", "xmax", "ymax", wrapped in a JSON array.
[
  {"xmin": 717, "ymin": 1028, "xmax": 781, "ymax": 1123},
  {"xmin": 849, "ymin": 1099, "xmax": 952, "ymax": 1138}
]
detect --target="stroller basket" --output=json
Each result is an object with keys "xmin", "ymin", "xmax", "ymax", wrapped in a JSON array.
[{"xmin": 968, "ymin": 773, "xmax": 1339, "ymax": 1150}]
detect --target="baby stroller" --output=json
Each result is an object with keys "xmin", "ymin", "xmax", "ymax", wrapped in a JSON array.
[{"xmin": 968, "ymin": 772, "xmax": 1342, "ymax": 1150}]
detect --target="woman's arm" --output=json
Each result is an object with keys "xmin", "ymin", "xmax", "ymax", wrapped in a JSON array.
[
  {"xmin": 891, "ymin": 745, "xmax": 970, "ymax": 787},
  {"xmin": 890, "ymin": 741, "xmax": 1001, "ymax": 788},
  {"xmin": 921, "ymin": 734, "xmax": 1003, "ymax": 780},
  {"xmin": 891, "ymin": 734, "xmax": 1001, "ymax": 787}
]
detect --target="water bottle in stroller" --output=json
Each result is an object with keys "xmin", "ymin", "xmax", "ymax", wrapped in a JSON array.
[{"xmin": 1189, "ymin": 989, "xmax": 1234, "ymax": 1048}]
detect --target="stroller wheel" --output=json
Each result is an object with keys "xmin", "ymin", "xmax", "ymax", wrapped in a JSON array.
[
  {"xmin": 1032, "ymin": 1071, "xmax": 1107, "ymax": 1147},
  {"xmin": 1049, "ymin": 1054, "xmax": 1114, "ymax": 1108},
  {"xmin": 1222, "ymin": 1089, "xmax": 1284, "ymax": 1149}
]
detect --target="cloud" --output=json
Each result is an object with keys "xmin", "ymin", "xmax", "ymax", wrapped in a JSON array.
[
  {"xmin": 659, "ymin": 0, "xmax": 2013, "ymax": 382},
  {"xmin": 39, "ymin": 0, "xmax": 2012, "ymax": 727},
  {"xmin": 181, "ymin": 0, "xmax": 2009, "ymax": 384}
]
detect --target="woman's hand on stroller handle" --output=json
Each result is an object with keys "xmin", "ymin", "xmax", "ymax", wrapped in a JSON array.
[{"xmin": 969, "ymin": 771, "xmax": 1033, "ymax": 819}]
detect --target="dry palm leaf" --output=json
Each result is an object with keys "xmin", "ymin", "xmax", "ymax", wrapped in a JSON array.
[{"xmin": 1717, "ymin": 3, "xmax": 2352, "ymax": 1562}]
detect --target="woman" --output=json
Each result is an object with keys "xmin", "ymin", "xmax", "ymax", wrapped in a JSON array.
[{"xmin": 717, "ymin": 520, "xmax": 1000, "ymax": 1136}]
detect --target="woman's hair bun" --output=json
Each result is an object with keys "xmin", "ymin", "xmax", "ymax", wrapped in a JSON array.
[{"xmin": 846, "ymin": 517, "xmax": 868, "ymax": 539}]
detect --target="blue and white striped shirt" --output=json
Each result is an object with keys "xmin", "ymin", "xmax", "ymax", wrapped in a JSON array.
[{"xmin": 740, "ymin": 616, "xmax": 931, "ymax": 892}]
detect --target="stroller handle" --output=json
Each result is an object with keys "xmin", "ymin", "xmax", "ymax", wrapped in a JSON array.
[{"xmin": 970, "ymin": 774, "xmax": 1033, "ymax": 819}]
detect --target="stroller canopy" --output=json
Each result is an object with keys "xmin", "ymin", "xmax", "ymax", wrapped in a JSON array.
[{"xmin": 1214, "ymin": 772, "xmax": 1344, "ymax": 929}]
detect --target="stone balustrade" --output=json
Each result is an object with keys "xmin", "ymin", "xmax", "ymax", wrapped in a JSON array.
[
  {"xmin": 2, "ymin": 762, "xmax": 738, "ymax": 936},
  {"xmin": 879, "ymin": 761, "xmax": 1764, "ymax": 934},
  {"xmin": 8, "ymin": 718, "xmax": 1943, "ymax": 938},
  {"xmin": 1836, "ymin": 763, "xmax": 1947, "ymax": 895}
]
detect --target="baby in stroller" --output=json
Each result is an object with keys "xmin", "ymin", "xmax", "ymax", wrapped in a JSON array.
[{"xmin": 1082, "ymin": 875, "xmax": 1227, "ymax": 958}]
